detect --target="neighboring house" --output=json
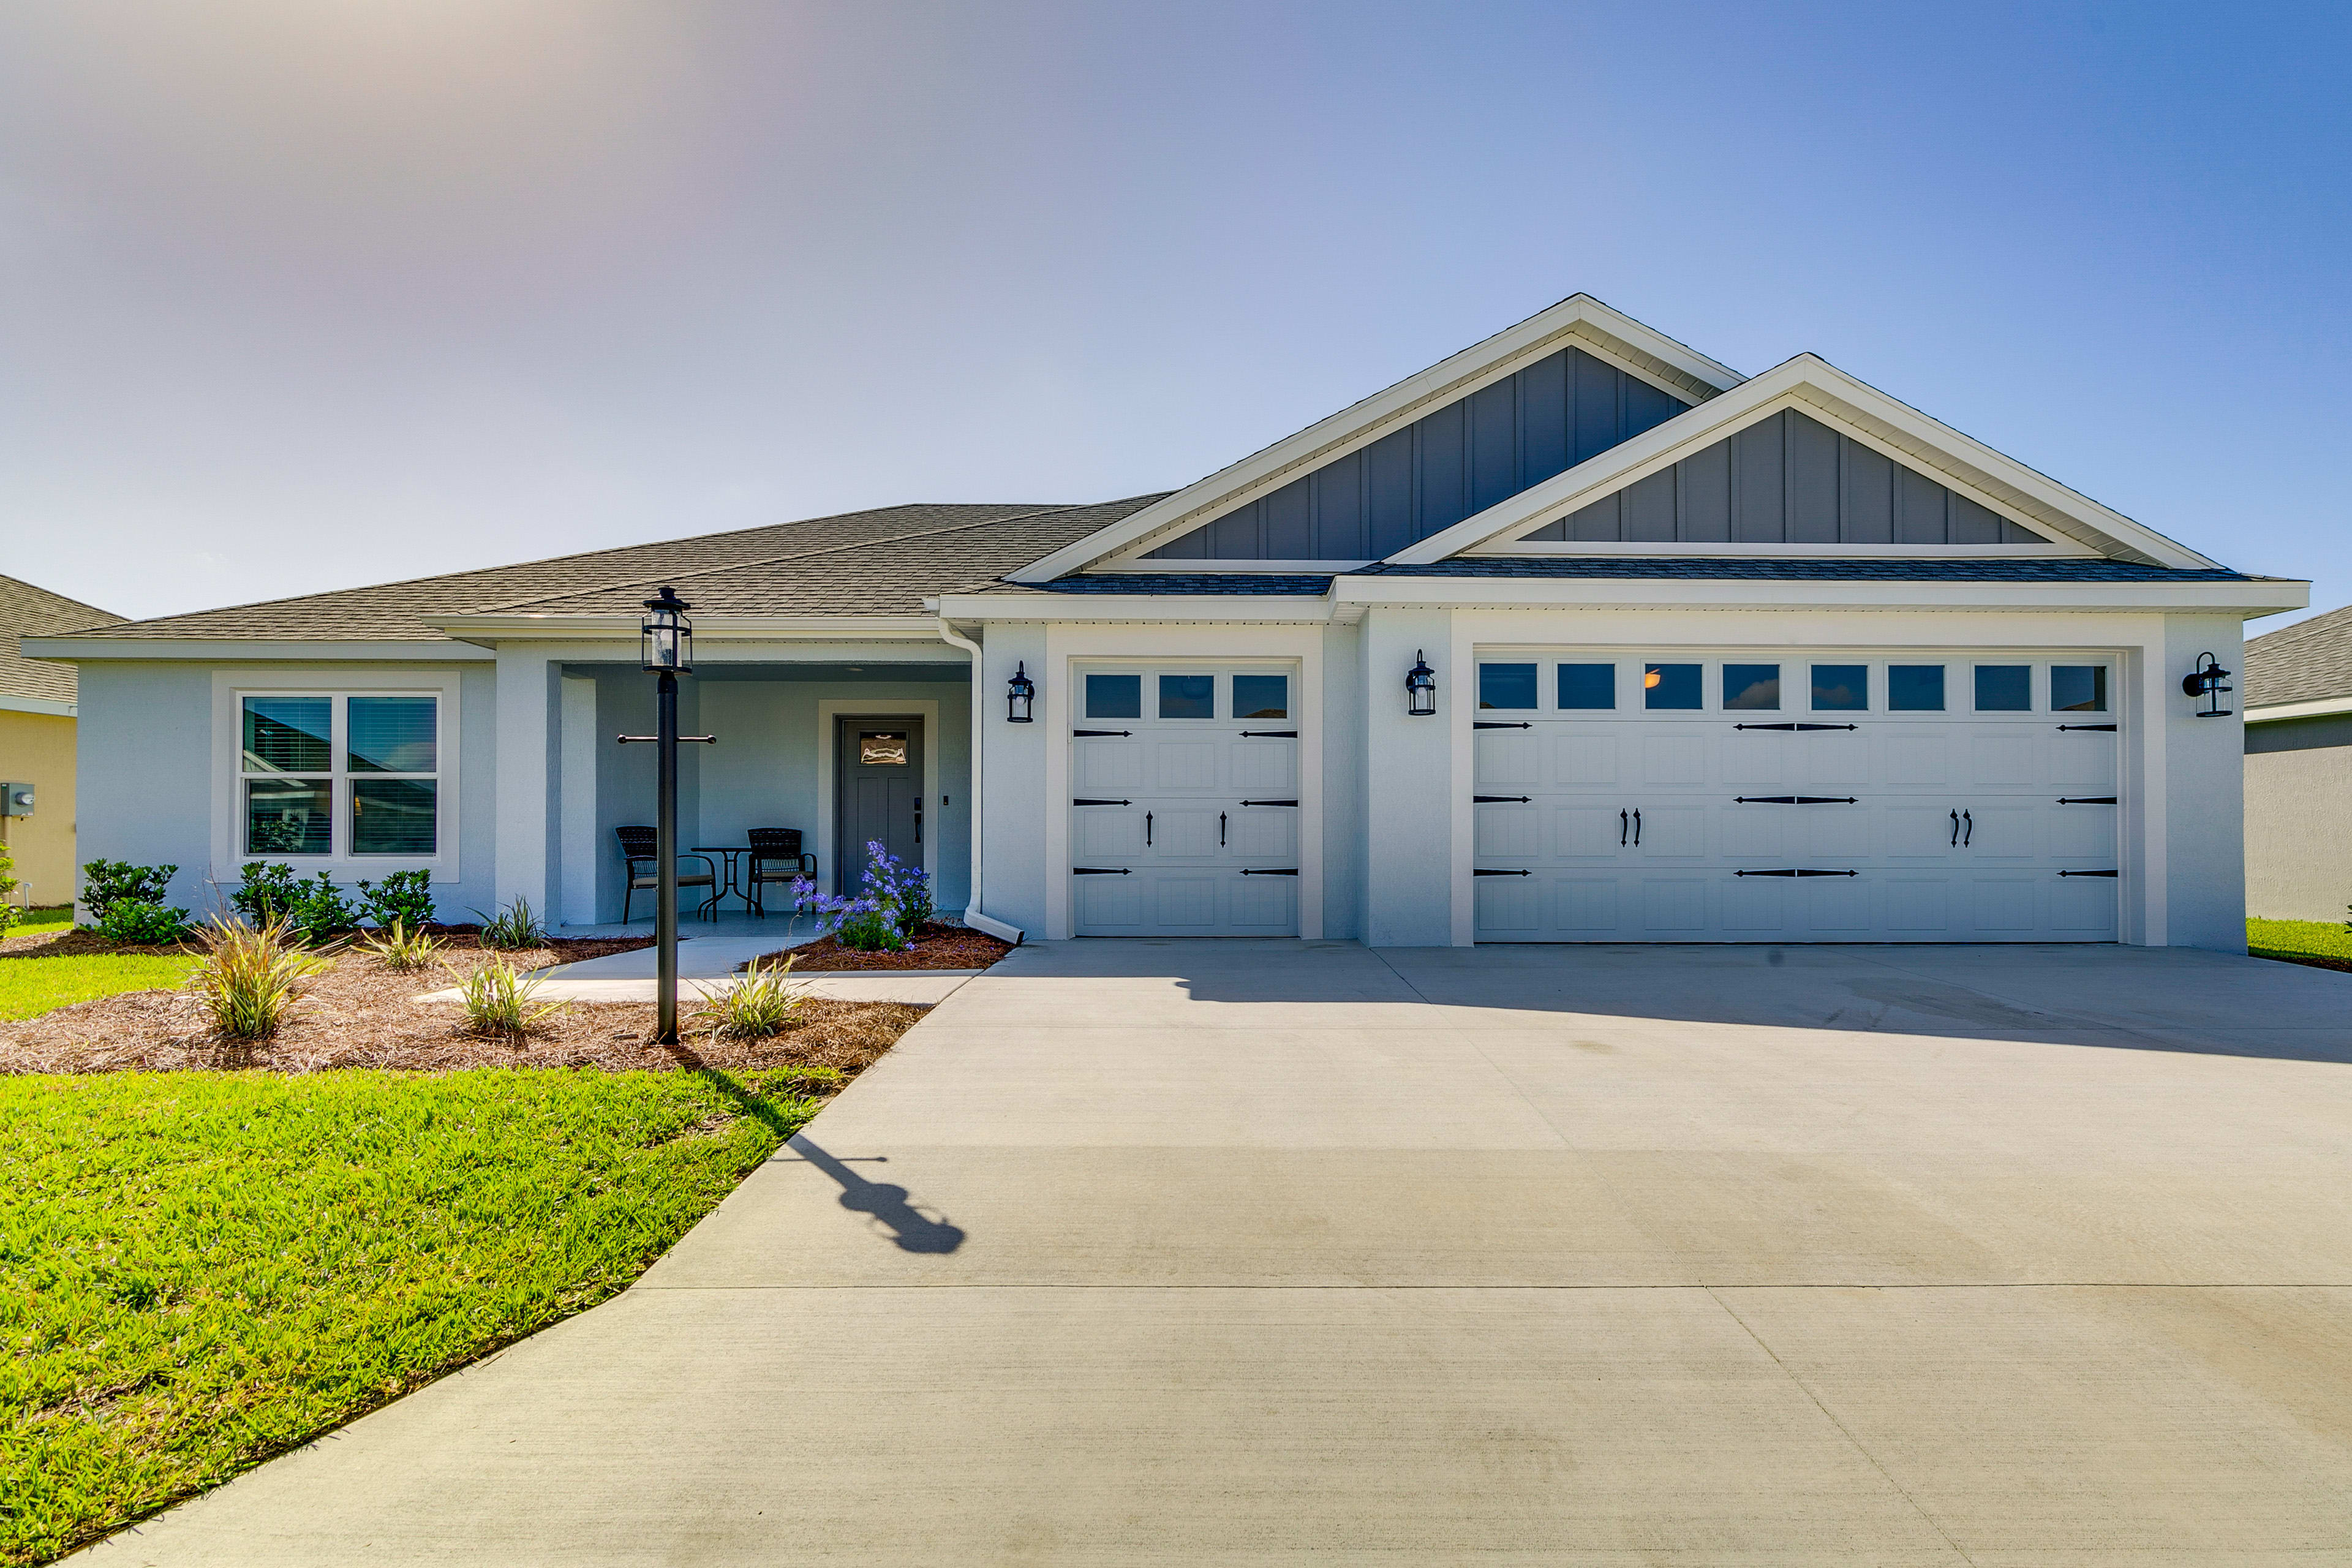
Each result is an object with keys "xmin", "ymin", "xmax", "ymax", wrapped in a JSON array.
[
  {"xmin": 0, "ymin": 575, "xmax": 123, "ymax": 908},
  {"xmin": 25, "ymin": 296, "xmax": 2304, "ymax": 948},
  {"xmin": 2242, "ymin": 606, "xmax": 2352, "ymax": 920}
]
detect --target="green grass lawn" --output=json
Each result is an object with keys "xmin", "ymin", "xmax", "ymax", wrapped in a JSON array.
[
  {"xmin": 1, "ymin": 1066, "xmax": 827, "ymax": 1566},
  {"xmin": 2245, "ymin": 918, "xmax": 2352, "ymax": 967},
  {"xmin": 9, "ymin": 907, "xmax": 73, "ymax": 939},
  {"xmin": 0, "ymin": 952, "xmax": 198, "ymax": 1022}
]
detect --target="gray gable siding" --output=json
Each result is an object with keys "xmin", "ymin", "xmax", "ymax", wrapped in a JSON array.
[
  {"xmin": 1525, "ymin": 409, "xmax": 2040, "ymax": 547},
  {"xmin": 1147, "ymin": 347, "xmax": 1690, "ymax": 560}
]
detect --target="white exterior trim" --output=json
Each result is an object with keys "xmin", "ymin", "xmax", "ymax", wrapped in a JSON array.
[
  {"xmin": 1012, "ymin": 296, "xmax": 1744, "ymax": 582},
  {"xmin": 1330, "ymin": 576, "xmax": 2305, "ymax": 615},
  {"xmin": 1083, "ymin": 559, "xmax": 1375, "ymax": 575},
  {"xmin": 1392, "ymin": 355, "xmax": 2222, "ymax": 571},
  {"xmin": 1487, "ymin": 542, "xmax": 2092, "ymax": 560},
  {"xmin": 209, "ymin": 667, "xmax": 464, "ymax": 893},
  {"xmin": 2245, "ymin": 695, "xmax": 2352, "ymax": 723},
  {"xmin": 30, "ymin": 638, "xmax": 494, "ymax": 663},
  {"xmin": 814, "ymin": 698, "xmax": 941, "ymax": 898},
  {"xmin": 0, "ymin": 692, "xmax": 76, "ymax": 717}
]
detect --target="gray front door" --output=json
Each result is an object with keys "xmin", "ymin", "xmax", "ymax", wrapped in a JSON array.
[{"xmin": 835, "ymin": 717, "xmax": 924, "ymax": 894}]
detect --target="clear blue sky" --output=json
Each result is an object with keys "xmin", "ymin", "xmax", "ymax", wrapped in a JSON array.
[{"xmin": 3, "ymin": 2, "xmax": 2345, "ymax": 625}]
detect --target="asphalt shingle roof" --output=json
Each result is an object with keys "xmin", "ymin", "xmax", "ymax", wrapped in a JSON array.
[
  {"xmin": 62, "ymin": 500, "xmax": 1166, "ymax": 641},
  {"xmin": 2245, "ymin": 605, "xmax": 2352, "ymax": 709},
  {"xmin": 1, "ymin": 576, "xmax": 121, "ymax": 704}
]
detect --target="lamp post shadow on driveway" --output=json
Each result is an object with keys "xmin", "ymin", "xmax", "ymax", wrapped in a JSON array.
[{"xmin": 616, "ymin": 586, "xmax": 715, "ymax": 1044}]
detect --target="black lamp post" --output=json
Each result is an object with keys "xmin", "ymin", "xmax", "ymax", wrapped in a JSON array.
[
  {"xmin": 1006, "ymin": 661, "xmax": 1036, "ymax": 723},
  {"xmin": 618, "ymin": 587, "xmax": 714, "ymax": 1044},
  {"xmin": 1406, "ymin": 650, "xmax": 1438, "ymax": 717}
]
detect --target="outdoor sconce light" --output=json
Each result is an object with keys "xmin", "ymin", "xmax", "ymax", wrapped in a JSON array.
[
  {"xmin": 1006, "ymin": 661, "xmax": 1036, "ymax": 723},
  {"xmin": 2181, "ymin": 651, "xmax": 2233, "ymax": 718},
  {"xmin": 639, "ymin": 586, "xmax": 693, "ymax": 674},
  {"xmin": 1406, "ymin": 650, "xmax": 1438, "ymax": 717}
]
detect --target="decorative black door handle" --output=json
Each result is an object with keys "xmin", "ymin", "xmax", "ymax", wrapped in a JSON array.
[
  {"xmin": 1950, "ymin": 809, "xmax": 1959, "ymax": 847},
  {"xmin": 1219, "ymin": 812, "xmax": 1227, "ymax": 846},
  {"xmin": 1145, "ymin": 811, "xmax": 1153, "ymax": 846},
  {"xmin": 1735, "ymin": 796, "xmax": 1858, "ymax": 805},
  {"xmin": 1962, "ymin": 809, "xmax": 1973, "ymax": 846},
  {"xmin": 1619, "ymin": 809, "xmax": 1629, "ymax": 846},
  {"xmin": 1734, "ymin": 868, "xmax": 1860, "ymax": 878},
  {"xmin": 1734, "ymin": 722, "xmax": 1858, "ymax": 731},
  {"xmin": 1632, "ymin": 809, "xmax": 1642, "ymax": 846}
]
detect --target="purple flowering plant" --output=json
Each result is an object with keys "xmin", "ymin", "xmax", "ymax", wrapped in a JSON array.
[{"xmin": 791, "ymin": 840, "xmax": 933, "ymax": 952}]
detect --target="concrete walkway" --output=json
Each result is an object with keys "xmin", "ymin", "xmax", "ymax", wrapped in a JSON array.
[
  {"xmin": 83, "ymin": 942, "xmax": 2352, "ymax": 1564},
  {"xmin": 414, "ymin": 916, "xmax": 983, "ymax": 1004}
]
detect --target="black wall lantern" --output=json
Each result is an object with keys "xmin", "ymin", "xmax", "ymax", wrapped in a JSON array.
[
  {"xmin": 2181, "ymin": 652, "xmax": 2233, "ymax": 718},
  {"xmin": 1006, "ymin": 660, "xmax": 1036, "ymax": 723},
  {"xmin": 1406, "ymin": 650, "xmax": 1438, "ymax": 717}
]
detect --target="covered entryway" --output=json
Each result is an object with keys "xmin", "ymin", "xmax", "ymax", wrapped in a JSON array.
[
  {"xmin": 1471, "ymin": 650, "xmax": 2122, "ymax": 941},
  {"xmin": 1068, "ymin": 663, "xmax": 1301, "ymax": 935}
]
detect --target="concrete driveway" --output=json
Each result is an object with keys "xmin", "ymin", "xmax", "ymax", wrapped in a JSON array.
[{"xmin": 84, "ymin": 942, "xmax": 2352, "ymax": 1564}]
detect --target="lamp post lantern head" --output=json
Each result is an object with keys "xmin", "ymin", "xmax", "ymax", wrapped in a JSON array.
[
  {"xmin": 1006, "ymin": 660, "xmax": 1036, "ymax": 723},
  {"xmin": 641, "ymin": 586, "xmax": 694, "ymax": 674},
  {"xmin": 2181, "ymin": 651, "xmax": 2233, "ymax": 718},
  {"xmin": 1405, "ymin": 650, "xmax": 1438, "ymax": 717}
]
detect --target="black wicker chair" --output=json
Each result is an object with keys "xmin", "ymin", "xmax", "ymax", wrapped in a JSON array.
[
  {"xmin": 616, "ymin": 825, "xmax": 718, "ymax": 922},
  {"xmin": 745, "ymin": 827, "xmax": 818, "ymax": 918}
]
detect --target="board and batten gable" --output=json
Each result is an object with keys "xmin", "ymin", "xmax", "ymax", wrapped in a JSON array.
[
  {"xmin": 1521, "ymin": 408, "xmax": 2045, "ymax": 548},
  {"xmin": 1147, "ymin": 347, "xmax": 1691, "ymax": 560}
]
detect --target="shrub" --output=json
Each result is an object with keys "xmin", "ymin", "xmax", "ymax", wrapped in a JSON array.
[
  {"xmin": 472, "ymin": 896, "xmax": 546, "ymax": 950},
  {"xmin": 231, "ymin": 863, "xmax": 356, "ymax": 943},
  {"xmin": 355, "ymin": 870, "xmax": 435, "ymax": 932},
  {"xmin": 358, "ymin": 919, "xmax": 445, "ymax": 971},
  {"xmin": 81, "ymin": 859, "xmax": 177, "ymax": 925},
  {"xmin": 186, "ymin": 917, "xmax": 330, "ymax": 1040},
  {"xmin": 789, "ymin": 842, "xmax": 929, "ymax": 951},
  {"xmin": 451, "ymin": 956, "xmax": 564, "ymax": 1038},
  {"xmin": 96, "ymin": 900, "xmax": 194, "ymax": 945},
  {"xmin": 693, "ymin": 956, "xmax": 802, "ymax": 1039},
  {"xmin": 0, "ymin": 841, "xmax": 17, "ymax": 940}
]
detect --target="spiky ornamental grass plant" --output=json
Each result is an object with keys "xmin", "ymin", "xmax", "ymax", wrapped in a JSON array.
[
  {"xmin": 450, "ymin": 956, "xmax": 565, "ymax": 1038},
  {"xmin": 186, "ymin": 918, "xmax": 331, "ymax": 1041},
  {"xmin": 357, "ymin": 920, "xmax": 446, "ymax": 972},
  {"xmin": 470, "ymin": 897, "xmax": 546, "ymax": 951},
  {"xmin": 692, "ymin": 956, "xmax": 803, "ymax": 1039}
]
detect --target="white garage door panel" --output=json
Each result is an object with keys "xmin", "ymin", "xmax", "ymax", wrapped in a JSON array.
[{"xmin": 1471, "ymin": 650, "xmax": 2120, "ymax": 943}]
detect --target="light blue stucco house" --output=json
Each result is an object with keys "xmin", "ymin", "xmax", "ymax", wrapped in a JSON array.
[{"xmin": 27, "ymin": 296, "xmax": 2303, "ymax": 948}]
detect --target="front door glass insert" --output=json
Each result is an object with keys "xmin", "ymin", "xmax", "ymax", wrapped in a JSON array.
[{"xmin": 859, "ymin": 732, "xmax": 909, "ymax": 766}]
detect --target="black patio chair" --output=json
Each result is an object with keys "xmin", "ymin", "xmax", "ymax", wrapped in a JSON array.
[
  {"xmin": 616, "ymin": 825, "xmax": 718, "ymax": 923},
  {"xmin": 745, "ymin": 827, "xmax": 818, "ymax": 918}
]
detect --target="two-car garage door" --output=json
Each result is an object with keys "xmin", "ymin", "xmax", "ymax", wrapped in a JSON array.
[{"xmin": 1472, "ymin": 652, "xmax": 2121, "ymax": 942}]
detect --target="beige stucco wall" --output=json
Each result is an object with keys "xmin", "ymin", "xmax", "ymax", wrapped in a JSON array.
[
  {"xmin": 0, "ymin": 708, "xmax": 79, "ymax": 908},
  {"xmin": 2244, "ymin": 742, "xmax": 2352, "ymax": 921}
]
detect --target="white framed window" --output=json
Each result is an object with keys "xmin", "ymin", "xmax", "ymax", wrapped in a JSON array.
[{"xmin": 214, "ymin": 671, "xmax": 461, "ymax": 876}]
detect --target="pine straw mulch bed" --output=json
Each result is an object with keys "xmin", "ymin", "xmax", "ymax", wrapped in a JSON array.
[
  {"xmin": 744, "ymin": 922, "xmax": 1014, "ymax": 972},
  {"xmin": 0, "ymin": 934, "xmax": 924, "ymax": 1077}
]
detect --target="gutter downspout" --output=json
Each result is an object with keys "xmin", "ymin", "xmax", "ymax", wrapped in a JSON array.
[{"xmin": 937, "ymin": 617, "xmax": 1023, "ymax": 944}]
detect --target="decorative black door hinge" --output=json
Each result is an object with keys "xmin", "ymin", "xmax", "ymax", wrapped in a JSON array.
[
  {"xmin": 1238, "ymin": 867, "xmax": 1298, "ymax": 876},
  {"xmin": 1239, "ymin": 799, "xmax": 1299, "ymax": 807},
  {"xmin": 1734, "ymin": 722, "xmax": 1858, "ymax": 731},
  {"xmin": 1473, "ymin": 721, "xmax": 1532, "ymax": 729},
  {"xmin": 1473, "ymin": 869, "xmax": 1532, "ymax": 876},
  {"xmin": 2058, "ymin": 869, "xmax": 2120, "ymax": 878},
  {"xmin": 1734, "ymin": 868, "xmax": 1860, "ymax": 878},
  {"xmin": 1072, "ymin": 866, "xmax": 1131, "ymax": 875},
  {"xmin": 2057, "ymin": 723, "xmax": 2117, "ymax": 732},
  {"xmin": 1472, "ymin": 795, "xmax": 1531, "ymax": 804},
  {"xmin": 1071, "ymin": 798, "xmax": 1131, "ymax": 806},
  {"xmin": 1734, "ymin": 795, "xmax": 1858, "ymax": 805},
  {"xmin": 2056, "ymin": 796, "xmax": 2118, "ymax": 805},
  {"xmin": 1240, "ymin": 729, "xmax": 1298, "ymax": 738},
  {"xmin": 1072, "ymin": 728, "xmax": 1132, "ymax": 737}
]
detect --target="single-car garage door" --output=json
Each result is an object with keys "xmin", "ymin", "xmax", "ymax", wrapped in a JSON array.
[
  {"xmin": 1070, "ymin": 665, "xmax": 1301, "ymax": 936},
  {"xmin": 1471, "ymin": 652, "xmax": 2119, "ymax": 942}
]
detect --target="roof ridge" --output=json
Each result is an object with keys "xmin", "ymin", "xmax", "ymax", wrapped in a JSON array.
[{"xmin": 461, "ymin": 501, "xmax": 1104, "ymax": 614}]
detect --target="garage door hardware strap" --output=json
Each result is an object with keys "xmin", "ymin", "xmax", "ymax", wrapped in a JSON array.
[
  {"xmin": 1734, "ymin": 868, "xmax": 1859, "ymax": 877},
  {"xmin": 2059, "ymin": 869, "xmax": 2120, "ymax": 877},
  {"xmin": 1474, "ymin": 869, "xmax": 1532, "ymax": 877},
  {"xmin": 1239, "ymin": 867, "xmax": 1299, "ymax": 876},
  {"xmin": 1473, "ymin": 721, "xmax": 1532, "ymax": 729},
  {"xmin": 1240, "ymin": 798, "xmax": 1298, "ymax": 806},
  {"xmin": 1734, "ymin": 795, "xmax": 1858, "ymax": 805},
  {"xmin": 1071, "ymin": 797, "xmax": 1130, "ymax": 806},
  {"xmin": 2057, "ymin": 723, "xmax": 2117, "ymax": 731},
  {"xmin": 1735, "ymin": 722, "xmax": 1858, "ymax": 731},
  {"xmin": 1073, "ymin": 728, "xmax": 1131, "ymax": 737},
  {"xmin": 1473, "ymin": 794, "xmax": 1531, "ymax": 804},
  {"xmin": 1072, "ymin": 867, "xmax": 1131, "ymax": 875},
  {"xmin": 1240, "ymin": 729, "xmax": 1297, "ymax": 737},
  {"xmin": 2057, "ymin": 796, "xmax": 2118, "ymax": 805}
]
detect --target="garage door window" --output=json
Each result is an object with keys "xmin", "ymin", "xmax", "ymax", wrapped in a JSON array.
[
  {"xmin": 2051, "ymin": 666, "xmax": 2108, "ymax": 712},
  {"xmin": 1975, "ymin": 665, "xmax": 2032, "ymax": 712},
  {"xmin": 1479, "ymin": 663, "xmax": 1539, "ymax": 710},
  {"xmin": 1086, "ymin": 674, "xmax": 1142, "ymax": 719},
  {"xmin": 1644, "ymin": 663, "xmax": 1702, "ymax": 710},
  {"xmin": 1159, "ymin": 674, "xmax": 1215, "ymax": 720},
  {"xmin": 1723, "ymin": 663, "xmax": 1780, "ymax": 710},
  {"xmin": 1557, "ymin": 663, "xmax": 1615, "ymax": 709},
  {"xmin": 1811, "ymin": 665, "xmax": 1868, "ymax": 711},
  {"xmin": 1232, "ymin": 674, "xmax": 1289, "ymax": 719},
  {"xmin": 1889, "ymin": 665, "xmax": 1946, "ymax": 711}
]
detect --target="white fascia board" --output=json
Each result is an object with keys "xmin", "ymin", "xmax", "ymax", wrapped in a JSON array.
[
  {"xmin": 0, "ymin": 692, "xmax": 75, "ymax": 717},
  {"xmin": 1079, "ymin": 559, "xmax": 1375, "ymax": 574},
  {"xmin": 1331, "ymin": 575, "xmax": 2309, "ymax": 615},
  {"xmin": 421, "ymin": 614, "xmax": 950, "ymax": 649},
  {"xmin": 19, "ymin": 636, "xmax": 496, "ymax": 662},
  {"xmin": 2247, "ymin": 695, "xmax": 2352, "ymax": 723},
  {"xmin": 1485, "ymin": 541, "xmax": 2096, "ymax": 560},
  {"xmin": 1007, "ymin": 295, "xmax": 1744, "ymax": 584},
  {"xmin": 1391, "ymin": 355, "xmax": 2223, "ymax": 571},
  {"xmin": 935, "ymin": 593, "xmax": 1338, "ymax": 624}
]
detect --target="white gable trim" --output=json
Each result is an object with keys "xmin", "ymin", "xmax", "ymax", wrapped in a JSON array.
[
  {"xmin": 1009, "ymin": 296, "xmax": 1745, "ymax": 583},
  {"xmin": 1390, "ymin": 355, "xmax": 2220, "ymax": 571}
]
